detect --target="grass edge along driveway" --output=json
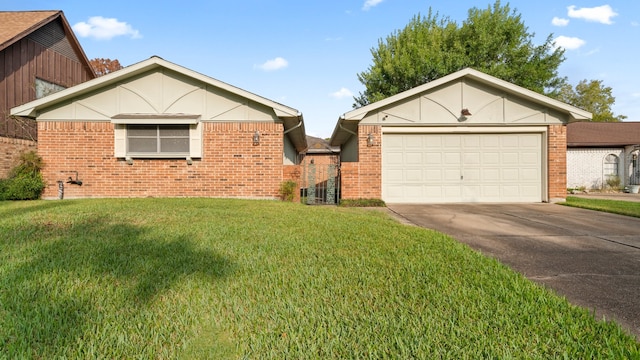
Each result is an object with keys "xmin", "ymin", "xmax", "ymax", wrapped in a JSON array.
[
  {"xmin": 563, "ymin": 195, "xmax": 640, "ymax": 218},
  {"xmin": 1, "ymin": 198, "xmax": 638, "ymax": 359}
]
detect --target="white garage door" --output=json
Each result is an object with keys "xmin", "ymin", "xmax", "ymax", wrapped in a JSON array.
[{"xmin": 382, "ymin": 133, "xmax": 543, "ymax": 203}]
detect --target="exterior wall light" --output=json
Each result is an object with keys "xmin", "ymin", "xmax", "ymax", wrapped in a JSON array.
[
  {"xmin": 253, "ymin": 131, "xmax": 260, "ymax": 146},
  {"xmin": 459, "ymin": 108, "xmax": 472, "ymax": 122},
  {"xmin": 125, "ymin": 156, "xmax": 134, "ymax": 165},
  {"xmin": 367, "ymin": 133, "xmax": 374, "ymax": 147},
  {"xmin": 186, "ymin": 156, "xmax": 193, "ymax": 165}
]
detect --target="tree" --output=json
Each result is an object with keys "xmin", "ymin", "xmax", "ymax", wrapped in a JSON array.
[
  {"xmin": 556, "ymin": 80, "xmax": 626, "ymax": 122},
  {"xmin": 355, "ymin": 0, "xmax": 566, "ymax": 107},
  {"xmin": 89, "ymin": 58, "xmax": 123, "ymax": 77}
]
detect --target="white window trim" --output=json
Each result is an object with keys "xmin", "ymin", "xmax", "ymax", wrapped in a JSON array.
[{"xmin": 114, "ymin": 120, "xmax": 202, "ymax": 159}]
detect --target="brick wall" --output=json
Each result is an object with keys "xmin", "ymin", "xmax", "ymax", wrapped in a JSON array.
[
  {"xmin": 340, "ymin": 125, "xmax": 382, "ymax": 200},
  {"xmin": 38, "ymin": 121, "xmax": 290, "ymax": 199},
  {"xmin": 567, "ymin": 148, "xmax": 625, "ymax": 189},
  {"xmin": 0, "ymin": 136, "xmax": 37, "ymax": 178},
  {"xmin": 283, "ymin": 164, "xmax": 301, "ymax": 202},
  {"xmin": 548, "ymin": 124, "xmax": 567, "ymax": 201}
]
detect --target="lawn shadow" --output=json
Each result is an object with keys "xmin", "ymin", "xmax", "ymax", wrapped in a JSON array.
[
  {"xmin": 0, "ymin": 199, "xmax": 72, "ymax": 221},
  {"xmin": 1, "ymin": 215, "xmax": 234, "ymax": 355}
]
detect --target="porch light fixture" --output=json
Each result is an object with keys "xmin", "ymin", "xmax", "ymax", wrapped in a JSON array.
[
  {"xmin": 253, "ymin": 131, "xmax": 260, "ymax": 146},
  {"xmin": 186, "ymin": 156, "xmax": 193, "ymax": 165},
  {"xmin": 125, "ymin": 156, "xmax": 133, "ymax": 165},
  {"xmin": 367, "ymin": 133, "xmax": 374, "ymax": 147}
]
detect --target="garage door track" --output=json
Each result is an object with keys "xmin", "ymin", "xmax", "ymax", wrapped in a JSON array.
[{"xmin": 388, "ymin": 203, "xmax": 640, "ymax": 339}]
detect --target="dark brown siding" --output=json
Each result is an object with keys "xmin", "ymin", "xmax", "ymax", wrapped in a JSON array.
[{"xmin": 0, "ymin": 19, "xmax": 94, "ymax": 140}]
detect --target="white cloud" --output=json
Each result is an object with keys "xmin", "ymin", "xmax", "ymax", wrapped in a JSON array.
[
  {"xmin": 554, "ymin": 35, "xmax": 586, "ymax": 50},
  {"xmin": 552, "ymin": 17, "xmax": 570, "ymax": 26},
  {"xmin": 72, "ymin": 16, "xmax": 141, "ymax": 40},
  {"xmin": 362, "ymin": 0, "xmax": 383, "ymax": 11},
  {"xmin": 330, "ymin": 87, "xmax": 353, "ymax": 99},
  {"xmin": 255, "ymin": 57, "xmax": 289, "ymax": 71},
  {"xmin": 567, "ymin": 5, "xmax": 618, "ymax": 24}
]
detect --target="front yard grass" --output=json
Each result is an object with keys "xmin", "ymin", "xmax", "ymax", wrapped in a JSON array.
[
  {"xmin": 564, "ymin": 196, "xmax": 640, "ymax": 218},
  {"xmin": 1, "ymin": 198, "xmax": 638, "ymax": 358}
]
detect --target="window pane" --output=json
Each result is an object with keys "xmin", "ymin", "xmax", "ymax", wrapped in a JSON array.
[
  {"xmin": 159, "ymin": 125, "xmax": 189, "ymax": 136},
  {"xmin": 128, "ymin": 125, "xmax": 157, "ymax": 137},
  {"xmin": 160, "ymin": 138, "xmax": 189, "ymax": 153},
  {"xmin": 129, "ymin": 138, "xmax": 157, "ymax": 152}
]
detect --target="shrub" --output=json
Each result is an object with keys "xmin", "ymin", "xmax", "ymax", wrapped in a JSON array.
[
  {"xmin": 278, "ymin": 180, "xmax": 297, "ymax": 202},
  {"xmin": 0, "ymin": 151, "xmax": 46, "ymax": 201},
  {"xmin": 2, "ymin": 173, "xmax": 45, "ymax": 200},
  {"xmin": 605, "ymin": 176, "xmax": 621, "ymax": 190},
  {"xmin": 9, "ymin": 150, "xmax": 44, "ymax": 177},
  {"xmin": 339, "ymin": 198, "xmax": 386, "ymax": 207}
]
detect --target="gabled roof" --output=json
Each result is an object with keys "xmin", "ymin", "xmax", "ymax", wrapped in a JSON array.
[
  {"xmin": 11, "ymin": 56, "xmax": 307, "ymax": 151},
  {"xmin": 305, "ymin": 136, "xmax": 339, "ymax": 154},
  {"xmin": 331, "ymin": 68, "xmax": 592, "ymax": 145},
  {"xmin": 0, "ymin": 10, "xmax": 95, "ymax": 77},
  {"xmin": 567, "ymin": 121, "xmax": 640, "ymax": 147}
]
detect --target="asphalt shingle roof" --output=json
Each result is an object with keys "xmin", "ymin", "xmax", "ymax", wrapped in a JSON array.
[
  {"xmin": 0, "ymin": 10, "xmax": 60, "ymax": 51},
  {"xmin": 567, "ymin": 121, "xmax": 640, "ymax": 147}
]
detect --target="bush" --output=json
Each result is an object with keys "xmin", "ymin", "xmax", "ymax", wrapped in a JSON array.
[
  {"xmin": 0, "ymin": 151, "xmax": 46, "ymax": 201},
  {"xmin": 2, "ymin": 173, "xmax": 45, "ymax": 200},
  {"xmin": 606, "ymin": 176, "xmax": 621, "ymax": 190},
  {"xmin": 339, "ymin": 198, "xmax": 386, "ymax": 207},
  {"xmin": 278, "ymin": 180, "xmax": 297, "ymax": 201}
]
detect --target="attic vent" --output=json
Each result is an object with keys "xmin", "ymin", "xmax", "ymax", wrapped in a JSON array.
[{"xmin": 27, "ymin": 19, "xmax": 80, "ymax": 62}]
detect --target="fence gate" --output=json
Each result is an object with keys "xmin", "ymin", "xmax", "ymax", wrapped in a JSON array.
[
  {"xmin": 632, "ymin": 150, "xmax": 640, "ymax": 185},
  {"xmin": 301, "ymin": 156, "xmax": 340, "ymax": 205}
]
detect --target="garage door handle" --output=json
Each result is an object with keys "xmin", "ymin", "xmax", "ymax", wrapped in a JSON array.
[{"xmin": 461, "ymin": 175, "xmax": 464, "ymax": 180}]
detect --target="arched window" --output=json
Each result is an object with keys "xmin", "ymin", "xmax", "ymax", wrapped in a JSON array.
[{"xmin": 604, "ymin": 154, "xmax": 619, "ymax": 177}]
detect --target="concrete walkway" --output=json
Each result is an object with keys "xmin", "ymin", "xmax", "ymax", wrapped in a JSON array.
[{"xmin": 387, "ymin": 202, "xmax": 640, "ymax": 339}]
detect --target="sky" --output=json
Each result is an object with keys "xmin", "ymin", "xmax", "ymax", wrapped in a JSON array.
[{"xmin": 5, "ymin": 1, "xmax": 640, "ymax": 138}]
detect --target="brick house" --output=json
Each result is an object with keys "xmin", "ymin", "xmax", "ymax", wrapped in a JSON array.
[
  {"xmin": 0, "ymin": 10, "xmax": 95, "ymax": 177},
  {"xmin": 11, "ymin": 56, "xmax": 307, "ymax": 199},
  {"xmin": 330, "ymin": 68, "xmax": 591, "ymax": 203},
  {"xmin": 567, "ymin": 122, "xmax": 640, "ymax": 191}
]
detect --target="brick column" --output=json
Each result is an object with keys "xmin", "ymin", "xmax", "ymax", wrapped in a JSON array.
[
  {"xmin": 548, "ymin": 124, "xmax": 567, "ymax": 202},
  {"xmin": 340, "ymin": 125, "xmax": 382, "ymax": 200}
]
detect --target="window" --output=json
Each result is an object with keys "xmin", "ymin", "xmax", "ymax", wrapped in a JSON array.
[
  {"xmin": 112, "ymin": 116, "xmax": 202, "ymax": 159},
  {"xmin": 35, "ymin": 78, "xmax": 66, "ymax": 99},
  {"xmin": 604, "ymin": 154, "xmax": 619, "ymax": 176},
  {"xmin": 127, "ymin": 125, "xmax": 190, "ymax": 155}
]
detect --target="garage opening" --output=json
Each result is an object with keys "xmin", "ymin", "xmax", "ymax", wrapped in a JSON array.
[{"xmin": 382, "ymin": 133, "xmax": 543, "ymax": 203}]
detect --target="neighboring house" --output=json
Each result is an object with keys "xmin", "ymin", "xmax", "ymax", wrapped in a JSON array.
[
  {"xmin": 330, "ymin": 68, "xmax": 591, "ymax": 204},
  {"xmin": 300, "ymin": 136, "xmax": 339, "ymax": 204},
  {"xmin": 566, "ymin": 122, "xmax": 640, "ymax": 190},
  {"xmin": 11, "ymin": 56, "xmax": 307, "ymax": 199},
  {"xmin": 0, "ymin": 10, "xmax": 95, "ymax": 177}
]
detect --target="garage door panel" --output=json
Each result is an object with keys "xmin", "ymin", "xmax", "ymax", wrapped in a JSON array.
[{"xmin": 382, "ymin": 133, "xmax": 542, "ymax": 203}]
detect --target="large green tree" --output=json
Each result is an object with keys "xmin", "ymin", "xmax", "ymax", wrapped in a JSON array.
[
  {"xmin": 355, "ymin": 1, "xmax": 566, "ymax": 107},
  {"xmin": 555, "ymin": 80, "xmax": 626, "ymax": 122}
]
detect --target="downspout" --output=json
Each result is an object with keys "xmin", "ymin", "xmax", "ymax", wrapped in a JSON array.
[
  {"xmin": 283, "ymin": 112, "xmax": 303, "ymax": 134},
  {"xmin": 337, "ymin": 118, "xmax": 358, "ymax": 137}
]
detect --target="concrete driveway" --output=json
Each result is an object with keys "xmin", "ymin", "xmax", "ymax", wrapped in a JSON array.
[{"xmin": 387, "ymin": 203, "xmax": 640, "ymax": 339}]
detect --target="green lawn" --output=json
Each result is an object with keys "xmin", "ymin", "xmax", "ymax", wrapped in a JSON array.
[
  {"xmin": 1, "ymin": 199, "xmax": 638, "ymax": 358},
  {"xmin": 563, "ymin": 196, "xmax": 640, "ymax": 218}
]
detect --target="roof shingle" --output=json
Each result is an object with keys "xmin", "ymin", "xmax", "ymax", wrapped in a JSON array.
[
  {"xmin": 0, "ymin": 10, "xmax": 60, "ymax": 51},
  {"xmin": 567, "ymin": 122, "xmax": 640, "ymax": 147}
]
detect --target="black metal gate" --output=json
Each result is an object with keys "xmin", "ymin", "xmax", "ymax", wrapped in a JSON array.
[
  {"xmin": 631, "ymin": 150, "xmax": 640, "ymax": 185},
  {"xmin": 301, "ymin": 156, "xmax": 340, "ymax": 205}
]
